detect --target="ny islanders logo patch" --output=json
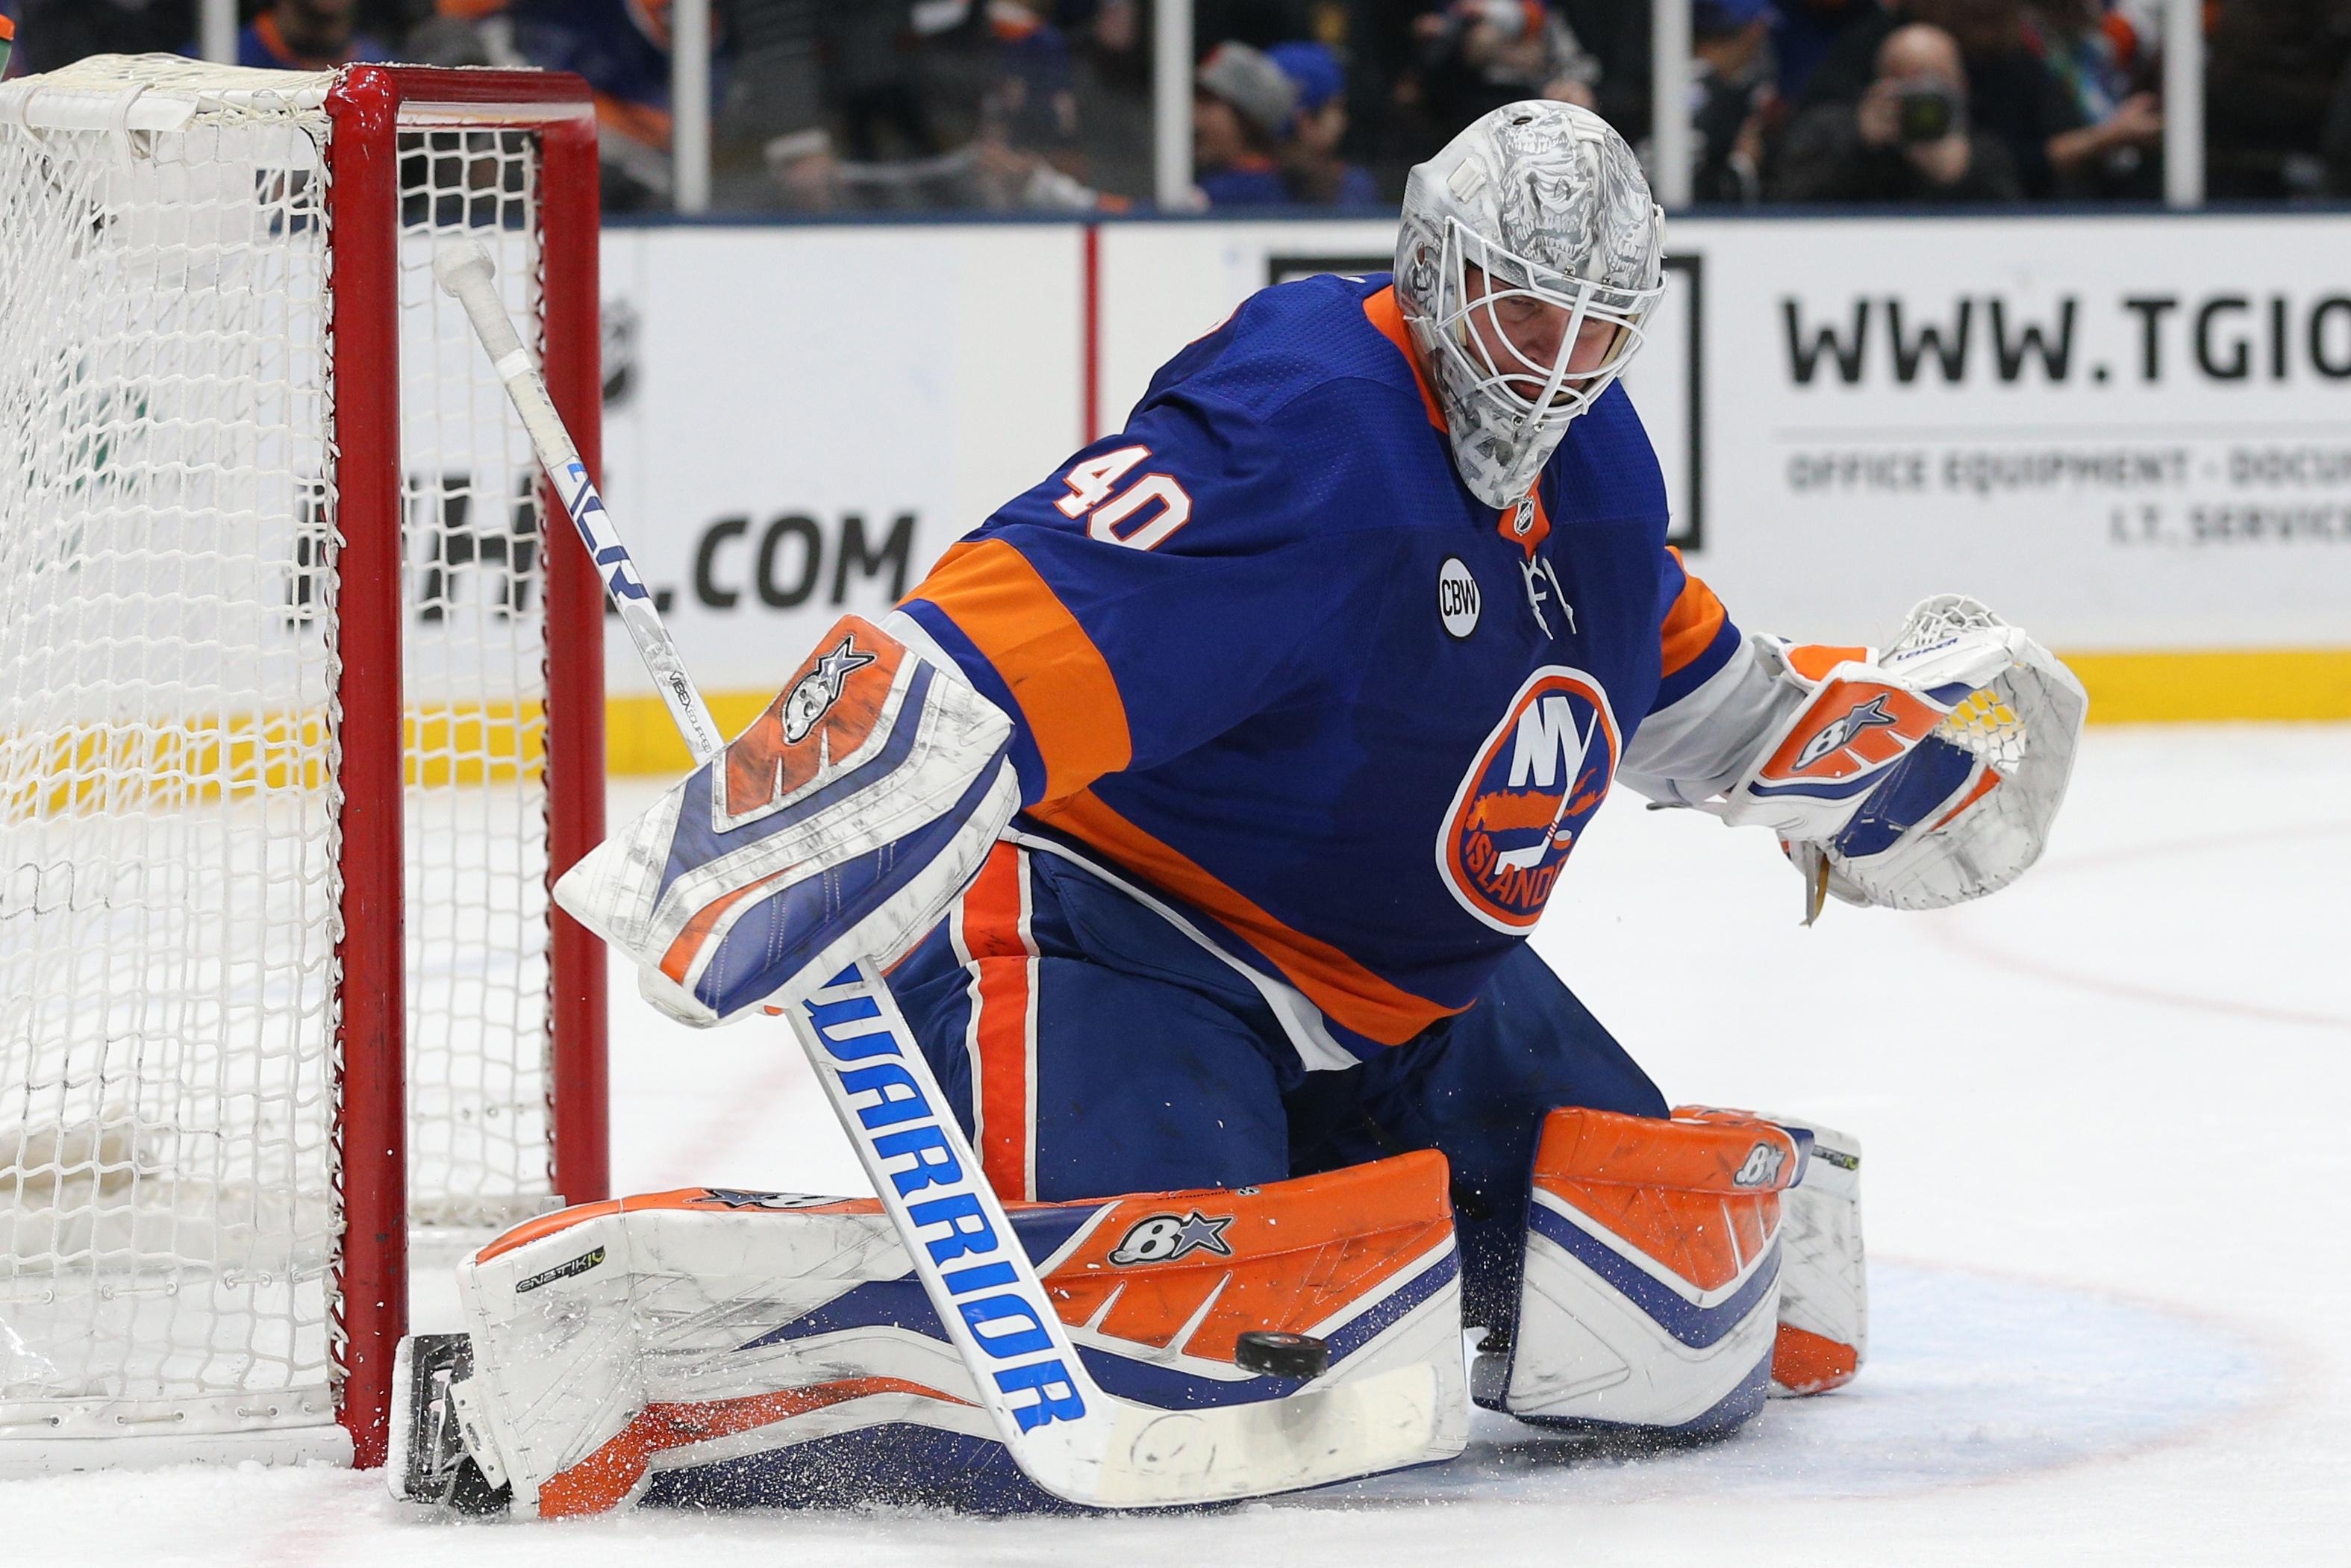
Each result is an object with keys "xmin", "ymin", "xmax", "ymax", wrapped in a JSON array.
[{"xmin": 1438, "ymin": 667, "xmax": 1620, "ymax": 931}]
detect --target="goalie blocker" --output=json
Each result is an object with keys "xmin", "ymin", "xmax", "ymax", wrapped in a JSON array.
[{"xmin": 552, "ymin": 615, "xmax": 1022, "ymax": 1028}]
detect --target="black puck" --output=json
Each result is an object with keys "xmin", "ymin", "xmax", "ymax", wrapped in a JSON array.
[{"xmin": 1234, "ymin": 1329, "xmax": 1330, "ymax": 1379}]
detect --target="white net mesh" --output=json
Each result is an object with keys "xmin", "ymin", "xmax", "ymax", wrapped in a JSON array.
[
  {"xmin": 397, "ymin": 127, "xmax": 555, "ymax": 1231},
  {"xmin": 0, "ymin": 63, "xmax": 570, "ymax": 1449},
  {"xmin": 1893, "ymin": 596, "xmax": 2035, "ymax": 774}
]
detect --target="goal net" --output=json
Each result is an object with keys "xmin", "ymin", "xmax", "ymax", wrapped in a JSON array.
[{"xmin": 0, "ymin": 58, "xmax": 605, "ymax": 1469}]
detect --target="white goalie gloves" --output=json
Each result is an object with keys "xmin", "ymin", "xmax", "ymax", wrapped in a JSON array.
[
  {"xmin": 553, "ymin": 614, "xmax": 1021, "ymax": 1025},
  {"xmin": 1712, "ymin": 595, "xmax": 2088, "ymax": 920}
]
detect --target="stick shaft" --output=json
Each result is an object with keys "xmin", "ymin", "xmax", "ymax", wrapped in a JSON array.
[
  {"xmin": 433, "ymin": 241, "xmax": 1118, "ymax": 1493},
  {"xmin": 437, "ymin": 246, "xmax": 725, "ymax": 763}
]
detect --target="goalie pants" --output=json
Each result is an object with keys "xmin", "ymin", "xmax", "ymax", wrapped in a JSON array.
[{"xmin": 887, "ymin": 840, "xmax": 1667, "ymax": 1335}]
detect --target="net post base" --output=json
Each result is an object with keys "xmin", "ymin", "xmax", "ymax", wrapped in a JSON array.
[{"xmin": 0, "ymin": 1424, "xmax": 352, "ymax": 1480}]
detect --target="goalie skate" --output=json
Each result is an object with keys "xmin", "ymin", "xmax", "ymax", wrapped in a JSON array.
[{"xmin": 386, "ymin": 1333, "xmax": 511, "ymax": 1516}]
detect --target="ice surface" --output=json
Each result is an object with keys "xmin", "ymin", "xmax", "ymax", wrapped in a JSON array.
[
  {"xmin": 1335, "ymin": 1263, "xmax": 2266, "ymax": 1507},
  {"xmin": 10, "ymin": 724, "xmax": 2347, "ymax": 1563}
]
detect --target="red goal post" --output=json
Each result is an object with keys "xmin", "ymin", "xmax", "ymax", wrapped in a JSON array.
[
  {"xmin": 0, "ymin": 60, "xmax": 608, "ymax": 1471},
  {"xmin": 327, "ymin": 63, "xmax": 610, "ymax": 1471}
]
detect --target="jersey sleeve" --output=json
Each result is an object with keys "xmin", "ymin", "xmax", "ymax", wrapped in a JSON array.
[
  {"xmin": 894, "ymin": 384, "xmax": 1399, "ymax": 808},
  {"xmin": 1618, "ymin": 549, "xmax": 1802, "ymax": 807}
]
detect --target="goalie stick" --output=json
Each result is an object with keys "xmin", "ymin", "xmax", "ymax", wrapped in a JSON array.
[{"xmin": 433, "ymin": 242, "xmax": 1442, "ymax": 1509}]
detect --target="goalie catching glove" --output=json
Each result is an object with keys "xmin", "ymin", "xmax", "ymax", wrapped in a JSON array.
[
  {"xmin": 554, "ymin": 616, "xmax": 1020, "ymax": 1025},
  {"xmin": 1708, "ymin": 595, "xmax": 2088, "ymax": 920}
]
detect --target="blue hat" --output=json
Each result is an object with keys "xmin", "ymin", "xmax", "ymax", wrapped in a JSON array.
[{"xmin": 1266, "ymin": 41, "xmax": 1346, "ymax": 117}]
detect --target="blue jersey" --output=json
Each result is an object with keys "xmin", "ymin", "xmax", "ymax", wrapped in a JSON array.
[
  {"xmin": 1197, "ymin": 158, "xmax": 1292, "ymax": 207},
  {"xmin": 900, "ymin": 274, "xmax": 1741, "ymax": 1065},
  {"xmin": 460, "ymin": 0, "xmax": 676, "ymax": 150}
]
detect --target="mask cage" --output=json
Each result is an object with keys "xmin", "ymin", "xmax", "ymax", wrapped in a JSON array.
[{"xmin": 1427, "ymin": 216, "xmax": 1664, "ymax": 437}]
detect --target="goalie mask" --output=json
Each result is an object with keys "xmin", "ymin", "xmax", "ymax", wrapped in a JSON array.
[{"xmin": 1395, "ymin": 101, "xmax": 1666, "ymax": 508}]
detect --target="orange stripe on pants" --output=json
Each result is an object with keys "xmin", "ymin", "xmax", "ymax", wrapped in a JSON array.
[{"xmin": 954, "ymin": 843, "xmax": 1037, "ymax": 1199}]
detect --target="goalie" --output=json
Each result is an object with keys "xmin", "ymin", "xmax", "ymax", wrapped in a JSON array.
[{"xmin": 400, "ymin": 101, "xmax": 2085, "ymax": 1517}]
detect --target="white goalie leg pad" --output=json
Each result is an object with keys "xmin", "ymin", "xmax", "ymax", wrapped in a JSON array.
[
  {"xmin": 448, "ymin": 1207, "xmax": 648, "ymax": 1518},
  {"xmin": 1484, "ymin": 1108, "xmax": 1799, "ymax": 1434},
  {"xmin": 552, "ymin": 613, "xmax": 1020, "ymax": 1027},
  {"xmin": 447, "ymin": 1158, "xmax": 1469, "ymax": 1517},
  {"xmin": 1764, "ymin": 1116, "xmax": 1866, "ymax": 1396},
  {"xmin": 450, "ymin": 1192, "xmax": 972, "ymax": 1519}
]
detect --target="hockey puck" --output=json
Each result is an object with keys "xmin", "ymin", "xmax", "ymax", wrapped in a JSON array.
[{"xmin": 1234, "ymin": 1330, "xmax": 1330, "ymax": 1379}]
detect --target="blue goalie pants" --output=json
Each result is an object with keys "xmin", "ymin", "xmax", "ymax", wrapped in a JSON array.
[{"xmin": 884, "ymin": 838, "xmax": 1667, "ymax": 1337}]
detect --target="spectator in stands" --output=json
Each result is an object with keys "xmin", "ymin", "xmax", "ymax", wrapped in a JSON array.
[
  {"xmin": 731, "ymin": 1, "xmax": 1109, "ymax": 215},
  {"xmin": 1773, "ymin": 20, "xmax": 2024, "ymax": 201},
  {"xmin": 2022, "ymin": 1, "xmax": 2160, "ymax": 197},
  {"xmin": 1193, "ymin": 40, "xmax": 1297, "ymax": 205},
  {"xmin": 1688, "ymin": 0, "xmax": 1779, "ymax": 204},
  {"xmin": 435, "ymin": 0, "xmax": 681, "ymax": 210},
  {"xmin": 1269, "ymin": 40, "xmax": 1382, "ymax": 204},
  {"xmin": 986, "ymin": 0, "xmax": 1081, "ymax": 166},
  {"xmin": 1794, "ymin": 0, "xmax": 2156, "ymax": 199},
  {"xmin": 240, "ymin": 0, "xmax": 393, "ymax": 70},
  {"xmin": 1414, "ymin": 1, "xmax": 1601, "ymax": 132},
  {"xmin": 16, "ymin": 0, "xmax": 193, "ymax": 74},
  {"xmin": 964, "ymin": 1, "xmax": 1140, "ymax": 212},
  {"xmin": 2205, "ymin": 0, "xmax": 2351, "ymax": 199},
  {"xmin": 2023, "ymin": 1, "xmax": 2141, "ymax": 124}
]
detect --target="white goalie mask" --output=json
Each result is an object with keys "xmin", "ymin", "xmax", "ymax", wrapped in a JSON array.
[{"xmin": 1395, "ymin": 101, "xmax": 1667, "ymax": 508}]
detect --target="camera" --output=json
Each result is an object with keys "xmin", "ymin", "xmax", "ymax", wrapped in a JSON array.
[{"xmin": 1895, "ymin": 81, "xmax": 1961, "ymax": 144}]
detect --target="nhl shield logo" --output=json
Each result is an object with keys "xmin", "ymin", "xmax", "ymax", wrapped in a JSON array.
[{"xmin": 1437, "ymin": 667, "xmax": 1620, "ymax": 932}]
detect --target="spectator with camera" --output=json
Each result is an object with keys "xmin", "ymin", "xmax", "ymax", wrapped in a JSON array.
[
  {"xmin": 1794, "ymin": 1, "xmax": 2158, "ymax": 199},
  {"xmin": 1774, "ymin": 20, "xmax": 2023, "ymax": 201}
]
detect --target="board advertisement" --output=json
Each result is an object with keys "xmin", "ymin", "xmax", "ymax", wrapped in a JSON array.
[{"xmin": 595, "ymin": 223, "xmax": 1082, "ymax": 724}]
